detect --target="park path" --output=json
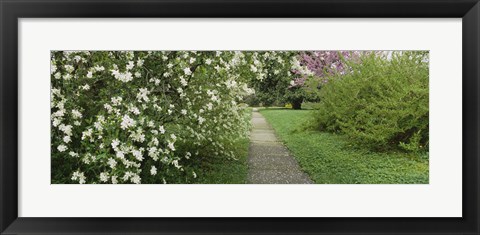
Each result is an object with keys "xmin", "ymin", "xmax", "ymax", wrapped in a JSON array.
[{"xmin": 247, "ymin": 108, "xmax": 313, "ymax": 184}]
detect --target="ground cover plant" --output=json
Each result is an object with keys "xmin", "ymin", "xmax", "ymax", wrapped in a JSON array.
[{"xmin": 260, "ymin": 109, "xmax": 429, "ymax": 184}]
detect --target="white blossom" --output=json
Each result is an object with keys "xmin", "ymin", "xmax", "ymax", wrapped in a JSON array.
[
  {"xmin": 71, "ymin": 109, "xmax": 82, "ymax": 119},
  {"xmin": 132, "ymin": 149, "xmax": 144, "ymax": 161},
  {"xmin": 180, "ymin": 77, "xmax": 188, "ymax": 86},
  {"xmin": 111, "ymin": 139, "xmax": 120, "ymax": 149},
  {"xmin": 167, "ymin": 141, "xmax": 175, "ymax": 151},
  {"xmin": 121, "ymin": 115, "xmax": 136, "ymax": 130},
  {"xmin": 198, "ymin": 116, "xmax": 205, "ymax": 124},
  {"xmin": 64, "ymin": 65, "xmax": 74, "ymax": 73},
  {"xmin": 137, "ymin": 59, "xmax": 144, "ymax": 67},
  {"xmin": 131, "ymin": 174, "xmax": 141, "ymax": 184},
  {"xmin": 111, "ymin": 70, "xmax": 133, "ymax": 83},
  {"xmin": 183, "ymin": 67, "xmax": 192, "ymax": 75},
  {"xmin": 81, "ymin": 128, "xmax": 93, "ymax": 140},
  {"xmin": 69, "ymin": 151, "xmax": 79, "ymax": 158},
  {"xmin": 57, "ymin": 144, "xmax": 68, "ymax": 152},
  {"xmin": 136, "ymin": 88, "xmax": 150, "ymax": 102},
  {"xmin": 126, "ymin": 61, "xmax": 135, "ymax": 70},
  {"xmin": 150, "ymin": 166, "xmax": 157, "ymax": 175},
  {"xmin": 100, "ymin": 172, "xmax": 109, "ymax": 182},
  {"xmin": 94, "ymin": 65, "xmax": 105, "ymax": 71},
  {"xmin": 51, "ymin": 64, "xmax": 57, "ymax": 74},
  {"xmin": 63, "ymin": 136, "xmax": 71, "ymax": 143},
  {"xmin": 71, "ymin": 171, "xmax": 86, "ymax": 184}
]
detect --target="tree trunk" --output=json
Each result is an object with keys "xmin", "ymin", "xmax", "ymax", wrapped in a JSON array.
[{"xmin": 292, "ymin": 100, "xmax": 302, "ymax": 110}]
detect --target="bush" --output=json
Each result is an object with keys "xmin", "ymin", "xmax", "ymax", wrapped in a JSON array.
[
  {"xmin": 313, "ymin": 51, "xmax": 429, "ymax": 152},
  {"xmin": 51, "ymin": 51, "xmax": 260, "ymax": 184}
]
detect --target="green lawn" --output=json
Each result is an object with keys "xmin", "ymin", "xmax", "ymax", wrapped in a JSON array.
[{"xmin": 260, "ymin": 108, "xmax": 429, "ymax": 184}]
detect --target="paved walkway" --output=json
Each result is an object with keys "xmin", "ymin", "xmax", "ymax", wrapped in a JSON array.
[{"xmin": 247, "ymin": 108, "xmax": 313, "ymax": 184}]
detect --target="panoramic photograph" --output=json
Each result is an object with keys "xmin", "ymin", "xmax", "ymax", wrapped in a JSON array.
[{"xmin": 50, "ymin": 50, "xmax": 429, "ymax": 184}]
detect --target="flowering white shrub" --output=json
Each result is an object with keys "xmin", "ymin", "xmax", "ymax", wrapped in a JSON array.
[{"xmin": 51, "ymin": 51, "xmax": 262, "ymax": 184}]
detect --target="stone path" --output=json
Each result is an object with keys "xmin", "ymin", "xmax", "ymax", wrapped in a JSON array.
[{"xmin": 247, "ymin": 108, "xmax": 313, "ymax": 184}]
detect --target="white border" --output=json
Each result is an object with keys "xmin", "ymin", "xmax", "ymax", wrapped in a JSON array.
[{"xmin": 19, "ymin": 19, "xmax": 462, "ymax": 217}]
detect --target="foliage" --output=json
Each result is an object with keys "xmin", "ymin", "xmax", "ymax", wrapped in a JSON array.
[
  {"xmin": 246, "ymin": 51, "xmax": 297, "ymax": 107},
  {"xmin": 244, "ymin": 51, "xmax": 363, "ymax": 109},
  {"xmin": 261, "ymin": 109, "xmax": 429, "ymax": 184},
  {"xmin": 51, "ymin": 51, "xmax": 261, "ymax": 184},
  {"xmin": 285, "ymin": 51, "xmax": 364, "ymax": 109},
  {"xmin": 311, "ymin": 51, "xmax": 429, "ymax": 152}
]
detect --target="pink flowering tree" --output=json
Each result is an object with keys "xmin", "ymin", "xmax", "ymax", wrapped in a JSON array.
[
  {"xmin": 287, "ymin": 51, "xmax": 364, "ymax": 109},
  {"xmin": 299, "ymin": 51, "xmax": 357, "ymax": 78}
]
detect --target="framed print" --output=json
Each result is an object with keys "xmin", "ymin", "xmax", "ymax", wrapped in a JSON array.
[{"xmin": 1, "ymin": 0, "xmax": 479, "ymax": 234}]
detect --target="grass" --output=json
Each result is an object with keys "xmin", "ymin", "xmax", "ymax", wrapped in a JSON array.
[
  {"xmin": 260, "ymin": 108, "xmax": 429, "ymax": 184},
  {"xmin": 194, "ymin": 138, "xmax": 249, "ymax": 184}
]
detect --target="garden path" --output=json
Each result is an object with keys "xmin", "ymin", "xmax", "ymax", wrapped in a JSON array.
[{"xmin": 247, "ymin": 108, "xmax": 313, "ymax": 184}]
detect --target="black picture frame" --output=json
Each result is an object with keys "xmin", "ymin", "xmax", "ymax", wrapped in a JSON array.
[{"xmin": 1, "ymin": 0, "xmax": 479, "ymax": 234}]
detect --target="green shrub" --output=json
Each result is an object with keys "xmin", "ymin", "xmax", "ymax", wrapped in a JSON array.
[{"xmin": 313, "ymin": 51, "xmax": 429, "ymax": 152}]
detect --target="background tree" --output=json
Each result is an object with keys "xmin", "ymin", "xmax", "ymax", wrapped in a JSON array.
[
  {"xmin": 284, "ymin": 76, "xmax": 320, "ymax": 109},
  {"xmin": 285, "ymin": 51, "xmax": 366, "ymax": 109},
  {"xmin": 246, "ymin": 51, "xmax": 296, "ymax": 107}
]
